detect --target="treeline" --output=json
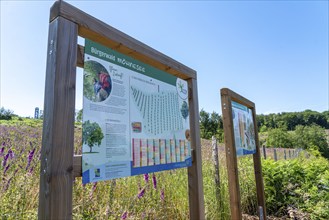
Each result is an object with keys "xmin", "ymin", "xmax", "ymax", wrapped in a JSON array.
[
  {"xmin": 199, "ymin": 109, "xmax": 329, "ymax": 158},
  {"xmin": 257, "ymin": 110, "xmax": 329, "ymax": 131},
  {"xmin": 199, "ymin": 109, "xmax": 329, "ymax": 138}
]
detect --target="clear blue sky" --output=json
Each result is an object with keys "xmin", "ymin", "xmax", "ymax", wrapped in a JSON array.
[{"xmin": 1, "ymin": 0, "xmax": 328, "ymax": 117}]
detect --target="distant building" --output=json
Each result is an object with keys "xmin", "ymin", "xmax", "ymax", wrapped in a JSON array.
[{"xmin": 34, "ymin": 107, "xmax": 39, "ymax": 119}]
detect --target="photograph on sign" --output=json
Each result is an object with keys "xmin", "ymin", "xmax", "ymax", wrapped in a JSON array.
[
  {"xmin": 82, "ymin": 39, "xmax": 191, "ymax": 184},
  {"xmin": 231, "ymin": 101, "xmax": 256, "ymax": 156}
]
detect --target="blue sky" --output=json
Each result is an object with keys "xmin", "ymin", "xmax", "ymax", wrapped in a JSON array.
[{"xmin": 1, "ymin": 1, "xmax": 328, "ymax": 117}]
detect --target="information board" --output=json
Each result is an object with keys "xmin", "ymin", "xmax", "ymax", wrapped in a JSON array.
[
  {"xmin": 82, "ymin": 39, "xmax": 192, "ymax": 184},
  {"xmin": 231, "ymin": 101, "xmax": 256, "ymax": 156}
]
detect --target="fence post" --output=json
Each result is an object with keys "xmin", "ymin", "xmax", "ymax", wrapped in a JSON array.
[
  {"xmin": 284, "ymin": 149, "xmax": 287, "ymax": 160},
  {"xmin": 289, "ymin": 150, "xmax": 291, "ymax": 158},
  {"xmin": 262, "ymin": 145, "xmax": 267, "ymax": 159},
  {"xmin": 273, "ymin": 148, "xmax": 278, "ymax": 161},
  {"xmin": 212, "ymin": 136, "xmax": 221, "ymax": 209}
]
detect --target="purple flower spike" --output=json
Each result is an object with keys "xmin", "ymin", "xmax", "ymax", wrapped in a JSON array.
[
  {"xmin": 160, "ymin": 189, "xmax": 164, "ymax": 201},
  {"xmin": 144, "ymin": 173, "xmax": 149, "ymax": 183},
  {"xmin": 2, "ymin": 153, "xmax": 9, "ymax": 167},
  {"xmin": 121, "ymin": 211, "xmax": 127, "ymax": 220},
  {"xmin": 8, "ymin": 149, "xmax": 14, "ymax": 159},
  {"xmin": 26, "ymin": 148, "xmax": 35, "ymax": 170},
  {"xmin": 138, "ymin": 188, "xmax": 146, "ymax": 199},
  {"xmin": 152, "ymin": 173, "xmax": 157, "ymax": 189},
  {"xmin": 4, "ymin": 164, "xmax": 10, "ymax": 175},
  {"xmin": 0, "ymin": 147, "xmax": 4, "ymax": 156}
]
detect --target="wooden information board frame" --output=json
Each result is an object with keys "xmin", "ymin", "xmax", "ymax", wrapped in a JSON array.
[
  {"xmin": 38, "ymin": 1, "xmax": 204, "ymax": 219},
  {"xmin": 220, "ymin": 88, "xmax": 266, "ymax": 220}
]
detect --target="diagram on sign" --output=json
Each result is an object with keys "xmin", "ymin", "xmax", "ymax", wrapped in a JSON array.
[{"xmin": 131, "ymin": 85, "xmax": 184, "ymax": 135}]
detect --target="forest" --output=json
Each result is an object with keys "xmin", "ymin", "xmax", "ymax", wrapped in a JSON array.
[{"xmin": 199, "ymin": 109, "xmax": 329, "ymax": 159}]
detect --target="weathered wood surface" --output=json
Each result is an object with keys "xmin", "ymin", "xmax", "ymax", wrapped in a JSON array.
[
  {"xmin": 73, "ymin": 155, "xmax": 82, "ymax": 178},
  {"xmin": 251, "ymin": 105, "xmax": 267, "ymax": 219},
  {"xmin": 50, "ymin": 0, "xmax": 196, "ymax": 80},
  {"xmin": 212, "ymin": 136, "xmax": 221, "ymax": 207},
  {"xmin": 38, "ymin": 16, "xmax": 78, "ymax": 219},
  {"xmin": 221, "ymin": 90, "xmax": 242, "ymax": 220},
  {"xmin": 187, "ymin": 78, "xmax": 205, "ymax": 220},
  {"xmin": 221, "ymin": 88, "xmax": 267, "ymax": 220}
]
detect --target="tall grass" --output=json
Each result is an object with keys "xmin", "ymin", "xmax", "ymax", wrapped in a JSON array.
[{"xmin": 1, "ymin": 123, "xmax": 329, "ymax": 219}]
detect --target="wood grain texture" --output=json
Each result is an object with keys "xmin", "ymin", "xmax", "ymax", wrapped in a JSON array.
[
  {"xmin": 221, "ymin": 91, "xmax": 242, "ymax": 220},
  {"xmin": 77, "ymin": 45, "xmax": 84, "ymax": 68},
  {"xmin": 50, "ymin": 0, "xmax": 196, "ymax": 80},
  {"xmin": 252, "ymin": 105, "xmax": 267, "ymax": 219},
  {"xmin": 38, "ymin": 16, "xmax": 77, "ymax": 220},
  {"xmin": 187, "ymin": 78, "xmax": 205, "ymax": 220},
  {"xmin": 221, "ymin": 88, "xmax": 267, "ymax": 220},
  {"xmin": 73, "ymin": 155, "xmax": 82, "ymax": 178}
]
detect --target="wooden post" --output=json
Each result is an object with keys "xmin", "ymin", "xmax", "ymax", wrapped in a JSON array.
[
  {"xmin": 38, "ymin": 16, "xmax": 78, "ymax": 219},
  {"xmin": 212, "ymin": 136, "xmax": 221, "ymax": 207},
  {"xmin": 221, "ymin": 92, "xmax": 242, "ymax": 220},
  {"xmin": 187, "ymin": 78, "xmax": 205, "ymax": 219},
  {"xmin": 251, "ymin": 105, "xmax": 267, "ymax": 220},
  {"xmin": 262, "ymin": 145, "xmax": 267, "ymax": 159},
  {"xmin": 289, "ymin": 150, "xmax": 291, "ymax": 158},
  {"xmin": 284, "ymin": 149, "xmax": 287, "ymax": 160},
  {"xmin": 273, "ymin": 148, "xmax": 278, "ymax": 161},
  {"xmin": 221, "ymin": 88, "xmax": 266, "ymax": 220}
]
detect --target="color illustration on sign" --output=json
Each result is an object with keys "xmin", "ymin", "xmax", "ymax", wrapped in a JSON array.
[{"xmin": 231, "ymin": 101, "xmax": 256, "ymax": 156}]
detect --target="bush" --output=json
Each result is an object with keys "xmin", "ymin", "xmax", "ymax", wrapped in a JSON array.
[{"xmin": 0, "ymin": 107, "xmax": 14, "ymax": 120}]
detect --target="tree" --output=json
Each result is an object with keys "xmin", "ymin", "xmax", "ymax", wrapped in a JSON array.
[
  {"xmin": 292, "ymin": 125, "xmax": 329, "ymax": 158},
  {"xmin": 266, "ymin": 128, "xmax": 292, "ymax": 148},
  {"xmin": 82, "ymin": 120, "xmax": 104, "ymax": 153},
  {"xmin": 76, "ymin": 109, "xmax": 83, "ymax": 123},
  {"xmin": 0, "ymin": 107, "xmax": 14, "ymax": 120}
]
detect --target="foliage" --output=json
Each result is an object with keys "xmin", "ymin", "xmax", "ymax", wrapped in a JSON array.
[
  {"xmin": 0, "ymin": 107, "xmax": 15, "ymax": 120},
  {"xmin": 262, "ymin": 154, "xmax": 329, "ymax": 219},
  {"xmin": 266, "ymin": 128, "xmax": 293, "ymax": 148},
  {"xmin": 200, "ymin": 109, "xmax": 223, "ymax": 141},
  {"xmin": 257, "ymin": 110, "xmax": 329, "ymax": 131},
  {"xmin": 292, "ymin": 125, "xmax": 329, "ymax": 158},
  {"xmin": 1, "ymin": 116, "xmax": 329, "ymax": 219},
  {"xmin": 76, "ymin": 109, "xmax": 83, "ymax": 123},
  {"xmin": 82, "ymin": 120, "xmax": 104, "ymax": 153}
]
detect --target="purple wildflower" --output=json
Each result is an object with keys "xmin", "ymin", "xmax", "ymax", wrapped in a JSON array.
[
  {"xmin": 121, "ymin": 211, "xmax": 127, "ymax": 220},
  {"xmin": 4, "ymin": 177, "xmax": 12, "ymax": 191},
  {"xmin": 138, "ymin": 188, "xmax": 146, "ymax": 199},
  {"xmin": 160, "ymin": 189, "xmax": 164, "ymax": 201},
  {"xmin": 152, "ymin": 173, "xmax": 157, "ymax": 189},
  {"xmin": 26, "ymin": 148, "xmax": 35, "ymax": 170},
  {"xmin": 29, "ymin": 167, "xmax": 34, "ymax": 174},
  {"xmin": 4, "ymin": 164, "xmax": 10, "ymax": 175},
  {"xmin": 0, "ymin": 147, "xmax": 4, "ymax": 156},
  {"xmin": 144, "ymin": 173, "xmax": 149, "ymax": 183},
  {"xmin": 8, "ymin": 149, "xmax": 14, "ymax": 159},
  {"xmin": 2, "ymin": 153, "xmax": 9, "ymax": 167}
]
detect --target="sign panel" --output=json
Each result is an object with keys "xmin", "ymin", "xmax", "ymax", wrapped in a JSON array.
[
  {"xmin": 82, "ymin": 39, "xmax": 191, "ymax": 184},
  {"xmin": 231, "ymin": 101, "xmax": 256, "ymax": 156}
]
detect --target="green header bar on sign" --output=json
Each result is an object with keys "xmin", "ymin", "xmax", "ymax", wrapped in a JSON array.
[
  {"xmin": 232, "ymin": 101, "xmax": 248, "ymax": 112},
  {"xmin": 85, "ymin": 39, "xmax": 177, "ymax": 86}
]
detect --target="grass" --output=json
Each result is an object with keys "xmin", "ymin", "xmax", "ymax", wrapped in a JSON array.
[{"xmin": 1, "ymin": 121, "xmax": 328, "ymax": 219}]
